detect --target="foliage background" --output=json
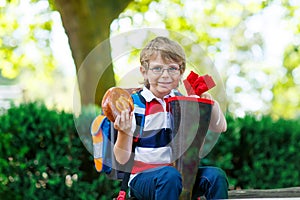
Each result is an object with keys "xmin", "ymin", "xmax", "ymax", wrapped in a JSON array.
[
  {"xmin": 203, "ymin": 114, "xmax": 300, "ymax": 189},
  {"xmin": 1, "ymin": 0, "xmax": 299, "ymax": 118},
  {"xmin": 1, "ymin": 0, "xmax": 300, "ymax": 199},
  {"xmin": 0, "ymin": 102, "xmax": 299, "ymax": 199},
  {"xmin": 0, "ymin": 102, "xmax": 120, "ymax": 200}
]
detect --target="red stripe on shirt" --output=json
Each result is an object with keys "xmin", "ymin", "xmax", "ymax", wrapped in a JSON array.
[
  {"xmin": 145, "ymin": 100, "xmax": 164, "ymax": 115},
  {"xmin": 131, "ymin": 160, "xmax": 173, "ymax": 174}
]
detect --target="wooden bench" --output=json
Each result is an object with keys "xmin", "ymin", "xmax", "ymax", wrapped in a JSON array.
[{"xmin": 229, "ymin": 187, "xmax": 300, "ymax": 199}]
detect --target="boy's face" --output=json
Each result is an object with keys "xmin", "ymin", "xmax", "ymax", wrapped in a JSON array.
[{"xmin": 140, "ymin": 53, "xmax": 183, "ymax": 99}]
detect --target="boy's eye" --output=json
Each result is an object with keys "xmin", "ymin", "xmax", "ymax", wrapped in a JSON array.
[
  {"xmin": 169, "ymin": 66, "xmax": 179, "ymax": 71},
  {"xmin": 152, "ymin": 66, "xmax": 163, "ymax": 72},
  {"xmin": 149, "ymin": 64, "xmax": 181, "ymax": 75}
]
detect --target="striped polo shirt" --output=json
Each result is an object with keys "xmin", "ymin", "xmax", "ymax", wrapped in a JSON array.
[{"xmin": 131, "ymin": 87, "xmax": 176, "ymax": 174}]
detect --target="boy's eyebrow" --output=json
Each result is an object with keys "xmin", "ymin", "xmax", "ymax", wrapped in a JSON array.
[
  {"xmin": 148, "ymin": 64, "xmax": 164, "ymax": 68},
  {"xmin": 149, "ymin": 62, "xmax": 163, "ymax": 65},
  {"xmin": 149, "ymin": 62, "xmax": 179, "ymax": 66}
]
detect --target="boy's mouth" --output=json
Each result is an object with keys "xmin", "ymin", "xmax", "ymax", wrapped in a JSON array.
[
  {"xmin": 157, "ymin": 82, "xmax": 173, "ymax": 89},
  {"xmin": 158, "ymin": 82, "xmax": 172, "ymax": 85}
]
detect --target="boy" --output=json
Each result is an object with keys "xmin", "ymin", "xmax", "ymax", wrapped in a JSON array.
[{"xmin": 113, "ymin": 36, "xmax": 228, "ymax": 200}]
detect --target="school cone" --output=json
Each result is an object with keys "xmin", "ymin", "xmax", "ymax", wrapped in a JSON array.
[
  {"xmin": 179, "ymin": 190, "xmax": 192, "ymax": 200},
  {"xmin": 166, "ymin": 96, "xmax": 213, "ymax": 200}
]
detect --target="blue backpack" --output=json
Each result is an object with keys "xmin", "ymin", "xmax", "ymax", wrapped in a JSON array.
[{"xmin": 90, "ymin": 90, "xmax": 146, "ymax": 180}]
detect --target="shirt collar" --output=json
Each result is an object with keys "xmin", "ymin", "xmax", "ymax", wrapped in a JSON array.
[{"xmin": 141, "ymin": 86, "xmax": 176, "ymax": 102}]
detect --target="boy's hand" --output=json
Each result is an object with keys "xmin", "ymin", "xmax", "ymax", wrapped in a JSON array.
[
  {"xmin": 189, "ymin": 92, "xmax": 213, "ymax": 100},
  {"xmin": 113, "ymin": 109, "xmax": 134, "ymax": 165},
  {"xmin": 199, "ymin": 92, "xmax": 213, "ymax": 100},
  {"xmin": 114, "ymin": 109, "xmax": 133, "ymax": 136}
]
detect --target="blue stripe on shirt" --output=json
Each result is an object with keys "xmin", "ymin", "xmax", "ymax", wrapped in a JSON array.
[{"xmin": 137, "ymin": 128, "xmax": 172, "ymax": 148}]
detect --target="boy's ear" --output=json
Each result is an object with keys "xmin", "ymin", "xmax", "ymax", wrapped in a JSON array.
[{"xmin": 140, "ymin": 66, "xmax": 147, "ymax": 77}]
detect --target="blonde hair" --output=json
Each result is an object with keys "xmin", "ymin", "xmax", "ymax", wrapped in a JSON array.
[{"xmin": 140, "ymin": 36, "xmax": 186, "ymax": 72}]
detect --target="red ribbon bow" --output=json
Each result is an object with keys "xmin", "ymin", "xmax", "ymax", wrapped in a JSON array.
[{"xmin": 183, "ymin": 71, "xmax": 216, "ymax": 96}]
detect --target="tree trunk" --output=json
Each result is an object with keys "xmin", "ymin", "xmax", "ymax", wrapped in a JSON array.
[{"xmin": 52, "ymin": 0, "xmax": 132, "ymax": 106}]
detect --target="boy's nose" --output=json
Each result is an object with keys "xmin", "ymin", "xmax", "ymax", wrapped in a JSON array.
[{"xmin": 161, "ymin": 69, "xmax": 171, "ymax": 76}]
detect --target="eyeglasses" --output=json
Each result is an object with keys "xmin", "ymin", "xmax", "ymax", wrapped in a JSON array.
[{"xmin": 149, "ymin": 64, "xmax": 181, "ymax": 75}]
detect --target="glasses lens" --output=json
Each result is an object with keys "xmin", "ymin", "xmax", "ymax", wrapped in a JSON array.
[
  {"xmin": 152, "ymin": 67, "xmax": 162, "ymax": 74},
  {"xmin": 168, "ymin": 67, "xmax": 179, "ymax": 74},
  {"xmin": 149, "ymin": 64, "xmax": 180, "ymax": 75}
]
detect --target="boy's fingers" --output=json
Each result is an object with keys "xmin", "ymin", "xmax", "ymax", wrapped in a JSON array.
[
  {"xmin": 120, "ymin": 111, "xmax": 125, "ymax": 122},
  {"xmin": 125, "ymin": 110, "xmax": 130, "ymax": 121},
  {"xmin": 114, "ymin": 115, "xmax": 119, "ymax": 124},
  {"xmin": 200, "ymin": 92, "xmax": 212, "ymax": 100},
  {"xmin": 129, "ymin": 112, "xmax": 133, "ymax": 120},
  {"xmin": 114, "ymin": 116, "xmax": 119, "ymax": 129}
]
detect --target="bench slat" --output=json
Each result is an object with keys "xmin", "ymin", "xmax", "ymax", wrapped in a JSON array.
[{"xmin": 229, "ymin": 187, "xmax": 300, "ymax": 198}]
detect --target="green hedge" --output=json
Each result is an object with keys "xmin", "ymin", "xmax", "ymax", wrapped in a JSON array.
[
  {"xmin": 202, "ymin": 114, "xmax": 300, "ymax": 189},
  {"xmin": 0, "ymin": 102, "xmax": 119, "ymax": 200},
  {"xmin": 0, "ymin": 102, "xmax": 299, "ymax": 199}
]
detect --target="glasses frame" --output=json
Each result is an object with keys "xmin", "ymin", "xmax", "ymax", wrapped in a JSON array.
[{"xmin": 148, "ymin": 63, "xmax": 182, "ymax": 76}]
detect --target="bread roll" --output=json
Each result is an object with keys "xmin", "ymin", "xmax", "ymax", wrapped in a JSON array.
[{"xmin": 101, "ymin": 87, "xmax": 134, "ymax": 122}]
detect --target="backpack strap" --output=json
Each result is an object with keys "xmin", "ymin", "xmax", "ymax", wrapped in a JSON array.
[
  {"xmin": 131, "ymin": 90, "xmax": 146, "ymax": 141},
  {"xmin": 117, "ymin": 90, "xmax": 146, "ymax": 199},
  {"xmin": 174, "ymin": 89, "xmax": 183, "ymax": 96}
]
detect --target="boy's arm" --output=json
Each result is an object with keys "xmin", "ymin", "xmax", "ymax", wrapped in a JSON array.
[
  {"xmin": 114, "ymin": 131, "xmax": 133, "ymax": 165},
  {"xmin": 209, "ymin": 100, "xmax": 227, "ymax": 133},
  {"xmin": 200, "ymin": 93, "xmax": 227, "ymax": 133},
  {"xmin": 113, "ymin": 110, "xmax": 135, "ymax": 165}
]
